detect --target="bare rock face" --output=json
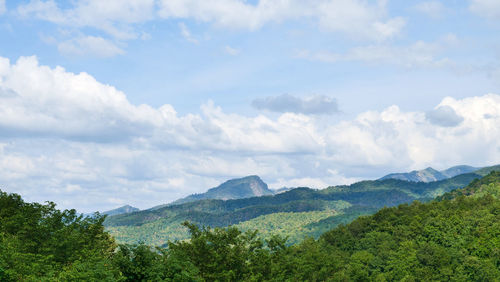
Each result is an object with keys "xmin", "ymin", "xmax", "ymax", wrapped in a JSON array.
[{"xmin": 170, "ymin": 175, "xmax": 273, "ymax": 205}]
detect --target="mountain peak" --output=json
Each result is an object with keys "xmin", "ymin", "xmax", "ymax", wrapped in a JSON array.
[
  {"xmin": 170, "ymin": 175, "xmax": 272, "ymax": 205},
  {"xmin": 102, "ymin": 205, "xmax": 139, "ymax": 216},
  {"xmin": 422, "ymin": 167, "xmax": 437, "ymax": 172}
]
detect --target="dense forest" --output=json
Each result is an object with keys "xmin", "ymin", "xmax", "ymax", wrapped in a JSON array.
[
  {"xmin": 105, "ymin": 170, "xmax": 489, "ymax": 246},
  {"xmin": 1, "ymin": 171, "xmax": 499, "ymax": 280}
]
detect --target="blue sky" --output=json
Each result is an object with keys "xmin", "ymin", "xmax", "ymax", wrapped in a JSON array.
[{"xmin": 1, "ymin": 0, "xmax": 500, "ymax": 212}]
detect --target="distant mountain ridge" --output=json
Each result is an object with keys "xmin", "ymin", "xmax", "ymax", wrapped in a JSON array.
[
  {"xmin": 379, "ymin": 165, "xmax": 480, "ymax": 182},
  {"xmin": 169, "ymin": 175, "xmax": 273, "ymax": 206},
  {"xmin": 105, "ymin": 164, "xmax": 500, "ymax": 246},
  {"xmin": 102, "ymin": 205, "xmax": 139, "ymax": 216},
  {"xmin": 104, "ymin": 171, "xmax": 485, "ymax": 246}
]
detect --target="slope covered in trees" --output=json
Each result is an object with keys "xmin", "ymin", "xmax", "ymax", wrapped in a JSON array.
[
  {"xmin": 379, "ymin": 165, "xmax": 479, "ymax": 182},
  {"xmin": 1, "ymin": 171, "xmax": 499, "ymax": 280},
  {"xmin": 105, "ymin": 171, "xmax": 482, "ymax": 245},
  {"xmin": 113, "ymin": 171, "xmax": 500, "ymax": 281}
]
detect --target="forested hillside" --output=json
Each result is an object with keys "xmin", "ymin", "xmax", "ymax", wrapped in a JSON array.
[
  {"xmin": 105, "ymin": 171, "xmax": 482, "ymax": 245},
  {"xmin": 1, "ymin": 171, "xmax": 499, "ymax": 280},
  {"xmin": 112, "ymin": 171, "xmax": 500, "ymax": 280}
]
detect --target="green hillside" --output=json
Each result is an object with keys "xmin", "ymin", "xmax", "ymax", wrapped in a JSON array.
[
  {"xmin": 437, "ymin": 171, "xmax": 500, "ymax": 201},
  {"xmin": 102, "ymin": 204, "xmax": 140, "ymax": 216},
  {"xmin": 113, "ymin": 170, "xmax": 500, "ymax": 281},
  {"xmin": 379, "ymin": 165, "xmax": 479, "ymax": 182},
  {"xmin": 276, "ymin": 171, "xmax": 500, "ymax": 281},
  {"xmin": 105, "ymin": 171, "xmax": 483, "ymax": 245},
  {"xmin": 473, "ymin": 164, "xmax": 500, "ymax": 176},
  {"xmin": 2, "ymin": 171, "xmax": 500, "ymax": 281}
]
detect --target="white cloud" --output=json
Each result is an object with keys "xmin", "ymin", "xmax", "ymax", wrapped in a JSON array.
[
  {"xmin": 315, "ymin": 1, "xmax": 405, "ymax": 40},
  {"xmin": 470, "ymin": 0, "xmax": 500, "ymax": 19},
  {"xmin": 17, "ymin": 0, "xmax": 405, "ymax": 41},
  {"xmin": 160, "ymin": 0, "xmax": 405, "ymax": 40},
  {"xmin": 324, "ymin": 94, "xmax": 500, "ymax": 169},
  {"xmin": 0, "ymin": 56, "xmax": 159, "ymax": 141},
  {"xmin": 17, "ymin": 0, "xmax": 156, "ymax": 39},
  {"xmin": 0, "ymin": 0, "xmax": 6, "ymax": 15},
  {"xmin": 414, "ymin": 1, "xmax": 445, "ymax": 18},
  {"xmin": 1, "ymin": 55, "xmax": 500, "ymax": 212},
  {"xmin": 58, "ymin": 36, "xmax": 125, "ymax": 57},
  {"xmin": 178, "ymin": 22, "xmax": 198, "ymax": 44}
]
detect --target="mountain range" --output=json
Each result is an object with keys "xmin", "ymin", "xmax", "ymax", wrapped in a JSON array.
[
  {"xmin": 379, "ymin": 165, "xmax": 480, "ymax": 182},
  {"xmin": 104, "ymin": 164, "xmax": 500, "ymax": 246}
]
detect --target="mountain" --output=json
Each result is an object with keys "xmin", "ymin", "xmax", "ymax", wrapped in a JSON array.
[
  {"xmin": 169, "ymin": 175, "xmax": 273, "ymax": 205},
  {"xmin": 104, "ymin": 172, "xmax": 483, "ymax": 246},
  {"xmin": 5, "ymin": 171, "xmax": 500, "ymax": 281},
  {"xmin": 102, "ymin": 205, "xmax": 139, "ymax": 216},
  {"xmin": 440, "ymin": 165, "xmax": 480, "ymax": 177},
  {"xmin": 379, "ymin": 165, "xmax": 479, "ymax": 182}
]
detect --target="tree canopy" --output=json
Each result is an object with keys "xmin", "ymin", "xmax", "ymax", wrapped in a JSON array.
[{"xmin": 1, "ymin": 171, "xmax": 499, "ymax": 280}]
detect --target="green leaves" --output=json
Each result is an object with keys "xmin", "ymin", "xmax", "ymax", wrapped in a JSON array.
[{"xmin": 0, "ymin": 190, "xmax": 121, "ymax": 281}]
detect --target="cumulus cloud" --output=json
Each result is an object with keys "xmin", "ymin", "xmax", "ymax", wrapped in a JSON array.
[
  {"xmin": 252, "ymin": 94, "xmax": 339, "ymax": 115},
  {"xmin": 2, "ymin": 55, "xmax": 500, "ymax": 212},
  {"xmin": 0, "ymin": 56, "xmax": 158, "ymax": 141},
  {"xmin": 426, "ymin": 105, "xmax": 464, "ymax": 127},
  {"xmin": 470, "ymin": 0, "xmax": 500, "ymax": 19},
  {"xmin": 58, "ymin": 36, "xmax": 125, "ymax": 57}
]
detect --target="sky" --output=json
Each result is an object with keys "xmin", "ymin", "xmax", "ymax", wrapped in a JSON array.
[{"xmin": 1, "ymin": 0, "xmax": 500, "ymax": 212}]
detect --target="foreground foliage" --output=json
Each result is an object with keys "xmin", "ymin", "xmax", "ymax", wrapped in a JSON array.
[
  {"xmin": 1, "ymin": 171, "xmax": 499, "ymax": 280},
  {"xmin": 0, "ymin": 191, "xmax": 120, "ymax": 281}
]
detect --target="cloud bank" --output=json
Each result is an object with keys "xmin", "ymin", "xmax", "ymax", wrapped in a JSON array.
[{"xmin": 1, "ymin": 56, "xmax": 499, "ymax": 212}]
